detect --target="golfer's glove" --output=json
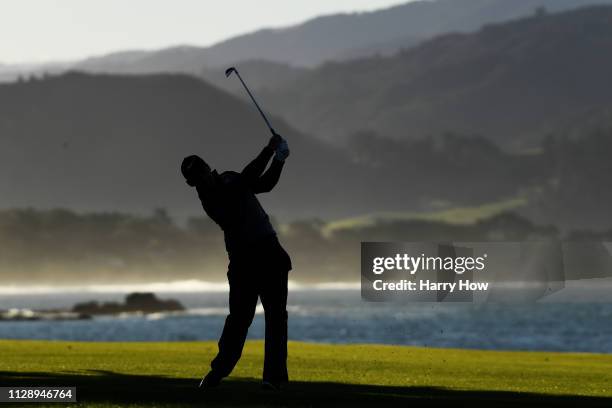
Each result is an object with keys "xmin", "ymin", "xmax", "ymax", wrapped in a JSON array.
[
  {"xmin": 268, "ymin": 133, "xmax": 282, "ymax": 150},
  {"xmin": 275, "ymin": 140, "xmax": 290, "ymax": 162}
]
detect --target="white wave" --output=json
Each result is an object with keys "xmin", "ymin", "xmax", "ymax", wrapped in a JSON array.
[
  {"xmin": 145, "ymin": 307, "xmax": 231, "ymax": 320},
  {"xmin": 186, "ymin": 307, "xmax": 230, "ymax": 316},
  {"xmin": 0, "ymin": 279, "xmax": 360, "ymax": 295},
  {"xmin": 0, "ymin": 280, "xmax": 228, "ymax": 295},
  {"xmin": 147, "ymin": 305, "xmax": 308, "ymax": 320},
  {"xmin": 288, "ymin": 281, "xmax": 360, "ymax": 291}
]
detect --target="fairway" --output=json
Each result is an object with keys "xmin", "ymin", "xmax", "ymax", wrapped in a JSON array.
[{"xmin": 1, "ymin": 340, "xmax": 612, "ymax": 407}]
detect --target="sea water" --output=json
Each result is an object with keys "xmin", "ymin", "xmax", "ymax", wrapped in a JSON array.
[{"xmin": 0, "ymin": 281, "xmax": 611, "ymax": 352}]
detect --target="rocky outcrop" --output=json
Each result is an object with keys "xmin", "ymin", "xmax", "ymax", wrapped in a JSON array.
[{"xmin": 72, "ymin": 292, "xmax": 184, "ymax": 315}]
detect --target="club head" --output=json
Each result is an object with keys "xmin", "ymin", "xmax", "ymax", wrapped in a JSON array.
[{"xmin": 225, "ymin": 67, "xmax": 237, "ymax": 78}]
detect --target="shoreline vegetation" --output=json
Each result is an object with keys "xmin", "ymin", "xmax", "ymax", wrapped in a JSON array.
[{"xmin": 1, "ymin": 340, "xmax": 611, "ymax": 407}]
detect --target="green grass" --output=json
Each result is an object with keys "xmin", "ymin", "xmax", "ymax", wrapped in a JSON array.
[{"xmin": 1, "ymin": 339, "xmax": 611, "ymax": 407}]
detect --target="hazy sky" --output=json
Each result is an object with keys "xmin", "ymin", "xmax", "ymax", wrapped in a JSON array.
[{"xmin": 0, "ymin": 0, "xmax": 410, "ymax": 64}]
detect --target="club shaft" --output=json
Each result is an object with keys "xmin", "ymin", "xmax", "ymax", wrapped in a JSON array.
[{"xmin": 233, "ymin": 71, "xmax": 274, "ymax": 134}]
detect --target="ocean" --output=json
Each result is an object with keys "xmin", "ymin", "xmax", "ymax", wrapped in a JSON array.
[{"xmin": 1, "ymin": 281, "xmax": 611, "ymax": 353}]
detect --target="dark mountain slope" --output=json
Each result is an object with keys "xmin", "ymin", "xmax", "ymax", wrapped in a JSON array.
[
  {"xmin": 261, "ymin": 6, "xmax": 612, "ymax": 147},
  {"xmin": 0, "ymin": 73, "xmax": 376, "ymax": 219}
]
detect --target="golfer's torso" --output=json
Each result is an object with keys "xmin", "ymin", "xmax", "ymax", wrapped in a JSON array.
[{"xmin": 197, "ymin": 171, "xmax": 275, "ymax": 251}]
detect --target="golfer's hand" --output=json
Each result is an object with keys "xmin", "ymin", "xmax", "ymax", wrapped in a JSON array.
[
  {"xmin": 275, "ymin": 139, "xmax": 290, "ymax": 162},
  {"xmin": 267, "ymin": 132, "xmax": 282, "ymax": 150}
]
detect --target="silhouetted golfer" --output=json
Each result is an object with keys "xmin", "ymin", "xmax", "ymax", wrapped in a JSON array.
[{"xmin": 181, "ymin": 133, "xmax": 291, "ymax": 391}]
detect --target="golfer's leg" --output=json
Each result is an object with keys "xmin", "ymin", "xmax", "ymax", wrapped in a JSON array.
[
  {"xmin": 210, "ymin": 276, "xmax": 258, "ymax": 378},
  {"xmin": 260, "ymin": 268, "xmax": 289, "ymax": 382}
]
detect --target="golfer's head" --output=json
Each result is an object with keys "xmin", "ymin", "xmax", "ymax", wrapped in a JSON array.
[{"xmin": 181, "ymin": 155, "xmax": 212, "ymax": 187}]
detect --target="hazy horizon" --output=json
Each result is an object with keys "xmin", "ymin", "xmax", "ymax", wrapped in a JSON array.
[{"xmin": 0, "ymin": 0, "xmax": 410, "ymax": 64}]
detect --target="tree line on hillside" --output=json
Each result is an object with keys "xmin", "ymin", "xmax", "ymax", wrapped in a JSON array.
[
  {"xmin": 0, "ymin": 207, "xmax": 597, "ymax": 285},
  {"xmin": 347, "ymin": 126, "xmax": 612, "ymax": 229}
]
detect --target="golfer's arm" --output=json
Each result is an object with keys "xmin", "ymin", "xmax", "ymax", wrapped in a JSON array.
[
  {"xmin": 253, "ymin": 158, "xmax": 284, "ymax": 194},
  {"xmin": 241, "ymin": 146, "xmax": 274, "ymax": 183}
]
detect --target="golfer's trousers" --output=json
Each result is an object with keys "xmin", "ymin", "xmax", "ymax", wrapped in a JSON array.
[{"xmin": 210, "ymin": 236, "xmax": 291, "ymax": 382}]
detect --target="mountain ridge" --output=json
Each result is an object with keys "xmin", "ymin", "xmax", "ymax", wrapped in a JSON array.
[
  {"xmin": 68, "ymin": 0, "xmax": 612, "ymax": 73},
  {"xmin": 259, "ymin": 5, "xmax": 612, "ymax": 147}
]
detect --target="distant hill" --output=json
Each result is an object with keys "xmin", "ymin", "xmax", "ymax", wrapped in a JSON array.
[
  {"xmin": 260, "ymin": 6, "xmax": 612, "ymax": 148},
  {"xmin": 200, "ymin": 60, "xmax": 308, "ymax": 96},
  {"xmin": 0, "ymin": 62, "xmax": 67, "ymax": 82},
  {"xmin": 0, "ymin": 72, "xmax": 381, "ymax": 220},
  {"xmin": 0, "ymin": 72, "xmax": 609, "ymax": 229},
  {"xmin": 0, "ymin": 73, "xmax": 546, "ymax": 220},
  {"xmin": 71, "ymin": 0, "xmax": 612, "ymax": 74}
]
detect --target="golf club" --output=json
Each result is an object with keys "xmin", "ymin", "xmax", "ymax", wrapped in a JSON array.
[{"xmin": 225, "ymin": 66, "xmax": 276, "ymax": 136}]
